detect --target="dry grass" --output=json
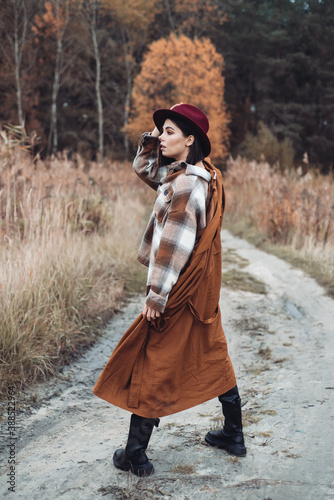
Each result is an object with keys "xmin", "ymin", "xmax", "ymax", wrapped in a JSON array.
[
  {"xmin": 221, "ymin": 247, "xmax": 267, "ymax": 294},
  {"xmin": 259, "ymin": 409, "xmax": 277, "ymax": 416},
  {"xmin": 233, "ymin": 318, "xmax": 270, "ymax": 336},
  {"xmin": 222, "ymin": 269, "xmax": 267, "ymax": 295},
  {"xmin": 247, "ymin": 363, "xmax": 271, "ymax": 376},
  {"xmin": 222, "ymin": 248, "xmax": 249, "ymax": 269},
  {"xmin": 282, "ymin": 449, "xmax": 301, "ymax": 459},
  {"xmin": 258, "ymin": 431, "xmax": 273, "ymax": 437},
  {"xmin": 242, "ymin": 409, "xmax": 262, "ymax": 427},
  {"xmin": 258, "ymin": 346, "xmax": 272, "ymax": 359},
  {"xmin": 223, "ymin": 157, "xmax": 334, "ymax": 296},
  {"xmin": 171, "ymin": 464, "xmax": 196, "ymax": 474},
  {"xmin": 273, "ymin": 357, "xmax": 289, "ymax": 364},
  {"xmin": 0, "ymin": 143, "xmax": 151, "ymax": 400}
]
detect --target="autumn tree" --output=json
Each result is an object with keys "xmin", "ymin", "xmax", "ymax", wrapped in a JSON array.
[
  {"xmin": 0, "ymin": 0, "xmax": 36, "ymax": 129},
  {"xmin": 103, "ymin": 0, "xmax": 157, "ymax": 157},
  {"xmin": 127, "ymin": 33, "xmax": 230, "ymax": 162},
  {"xmin": 33, "ymin": 0, "xmax": 71, "ymax": 156},
  {"xmin": 81, "ymin": 0, "xmax": 105, "ymax": 160}
]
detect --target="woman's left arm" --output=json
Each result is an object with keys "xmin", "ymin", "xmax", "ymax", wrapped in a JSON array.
[{"xmin": 144, "ymin": 180, "xmax": 206, "ymax": 314}]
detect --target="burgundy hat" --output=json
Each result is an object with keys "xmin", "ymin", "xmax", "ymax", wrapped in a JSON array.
[{"xmin": 153, "ymin": 103, "xmax": 211, "ymax": 157}]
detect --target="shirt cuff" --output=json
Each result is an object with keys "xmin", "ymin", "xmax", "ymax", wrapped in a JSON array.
[
  {"xmin": 145, "ymin": 288, "xmax": 168, "ymax": 313},
  {"xmin": 141, "ymin": 132, "xmax": 160, "ymax": 148}
]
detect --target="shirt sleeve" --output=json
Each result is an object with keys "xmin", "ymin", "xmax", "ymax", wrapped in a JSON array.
[
  {"xmin": 145, "ymin": 183, "xmax": 206, "ymax": 313},
  {"xmin": 133, "ymin": 133, "xmax": 169, "ymax": 190}
]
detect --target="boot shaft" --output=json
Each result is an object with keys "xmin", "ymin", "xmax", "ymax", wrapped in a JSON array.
[
  {"xmin": 218, "ymin": 385, "xmax": 243, "ymax": 434},
  {"xmin": 125, "ymin": 414, "xmax": 160, "ymax": 460}
]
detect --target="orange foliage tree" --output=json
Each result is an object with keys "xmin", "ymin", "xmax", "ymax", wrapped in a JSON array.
[{"xmin": 127, "ymin": 34, "xmax": 230, "ymax": 162}]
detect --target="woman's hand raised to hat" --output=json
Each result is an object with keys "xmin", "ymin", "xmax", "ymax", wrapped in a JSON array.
[
  {"xmin": 151, "ymin": 126, "xmax": 160, "ymax": 137},
  {"xmin": 150, "ymin": 103, "xmax": 184, "ymax": 137}
]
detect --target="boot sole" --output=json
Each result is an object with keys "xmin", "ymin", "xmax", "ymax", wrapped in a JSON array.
[
  {"xmin": 113, "ymin": 454, "xmax": 131, "ymax": 472},
  {"xmin": 113, "ymin": 453, "xmax": 154, "ymax": 476},
  {"xmin": 205, "ymin": 434, "xmax": 247, "ymax": 457},
  {"xmin": 131, "ymin": 462, "xmax": 154, "ymax": 477}
]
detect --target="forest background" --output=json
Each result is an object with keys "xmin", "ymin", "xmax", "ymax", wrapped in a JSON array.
[
  {"xmin": 0, "ymin": 0, "xmax": 333, "ymax": 397},
  {"xmin": 1, "ymin": 0, "xmax": 333, "ymax": 169}
]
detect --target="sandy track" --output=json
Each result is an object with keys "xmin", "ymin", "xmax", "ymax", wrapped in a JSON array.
[{"xmin": 1, "ymin": 230, "xmax": 333, "ymax": 499}]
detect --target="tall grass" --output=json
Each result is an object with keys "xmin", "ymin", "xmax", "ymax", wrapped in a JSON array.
[
  {"xmin": 0, "ymin": 144, "xmax": 150, "ymax": 399},
  {"xmin": 223, "ymin": 157, "xmax": 334, "ymax": 295}
]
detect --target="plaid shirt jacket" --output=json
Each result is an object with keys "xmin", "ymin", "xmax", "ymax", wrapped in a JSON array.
[{"xmin": 133, "ymin": 133, "xmax": 212, "ymax": 313}]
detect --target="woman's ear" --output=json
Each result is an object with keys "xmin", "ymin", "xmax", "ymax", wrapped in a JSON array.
[{"xmin": 186, "ymin": 135, "xmax": 195, "ymax": 147}]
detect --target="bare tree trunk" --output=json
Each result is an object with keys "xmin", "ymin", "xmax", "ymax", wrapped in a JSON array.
[
  {"xmin": 90, "ymin": 2, "xmax": 103, "ymax": 161},
  {"xmin": 92, "ymin": 31, "xmax": 104, "ymax": 161},
  {"xmin": 123, "ymin": 48, "xmax": 132, "ymax": 159},
  {"xmin": 82, "ymin": 0, "xmax": 104, "ymax": 161},
  {"xmin": 47, "ymin": 0, "xmax": 69, "ymax": 157},
  {"xmin": 165, "ymin": 0, "xmax": 176, "ymax": 31},
  {"xmin": 48, "ymin": 36, "xmax": 62, "ymax": 156},
  {"xmin": 121, "ymin": 28, "xmax": 132, "ymax": 159},
  {"xmin": 0, "ymin": 0, "xmax": 29, "ymax": 129},
  {"xmin": 14, "ymin": 41, "xmax": 24, "ymax": 129},
  {"xmin": 13, "ymin": 0, "xmax": 27, "ymax": 129}
]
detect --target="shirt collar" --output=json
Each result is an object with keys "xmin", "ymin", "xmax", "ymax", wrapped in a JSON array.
[
  {"xmin": 185, "ymin": 164, "xmax": 212, "ymax": 182},
  {"xmin": 168, "ymin": 161, "xmax": 211, "ymax": 182},
  {"xmin": 168, "ymin": 161, "xmax": 187, "ymax": 173}
]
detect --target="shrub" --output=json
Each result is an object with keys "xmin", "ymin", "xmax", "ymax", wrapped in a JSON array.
[{"xmin": 243, "ymin": 121, "xmax": 295, "ymax": 170}]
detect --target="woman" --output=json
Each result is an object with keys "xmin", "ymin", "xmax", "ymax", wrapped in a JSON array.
[{"xmin": 93, "ymin": 103, "xmax": 246, "ymax": 477}]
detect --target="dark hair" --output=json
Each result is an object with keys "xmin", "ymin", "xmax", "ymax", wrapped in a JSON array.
[{"xmin": 158, "ymin": 116, "xmax": 205, "ymax": 167}]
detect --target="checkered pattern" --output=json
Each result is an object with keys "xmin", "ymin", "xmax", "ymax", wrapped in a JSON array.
[{"xmin": 133, "ymin": 133, "xmax": 211, "ymax": 313}]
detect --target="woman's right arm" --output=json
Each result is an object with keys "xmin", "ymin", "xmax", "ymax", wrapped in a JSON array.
[{"xmin": 133, "ymin": 129, "xmax": 168, "ymax": 190}]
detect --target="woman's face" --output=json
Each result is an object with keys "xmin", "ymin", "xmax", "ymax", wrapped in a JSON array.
[{"xmin": 158, "ymin": 119, "xmax": 194, "ymax": 162}]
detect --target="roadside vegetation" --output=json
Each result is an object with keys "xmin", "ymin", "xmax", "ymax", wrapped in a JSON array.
[
  {"xmin": 223, "ymin": 156, "xmax": 334, "ymax": 297},
  {"xmin": 0, "ymin": 142, "xmax": 151, "ymax": 400}
]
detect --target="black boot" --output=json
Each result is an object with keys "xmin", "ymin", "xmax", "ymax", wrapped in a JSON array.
[
  {"xmin": 113, "ymin": 414, "xmax": 160, "ymax": 477},
  {"xmin": 205, "ymin": 385, "xmax": 246, "ymax": 457}
]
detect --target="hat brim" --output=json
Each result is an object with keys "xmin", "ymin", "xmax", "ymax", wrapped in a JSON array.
[{"xmin": 153, "ymin": 108, "xmax": 211, "ymax": 157}]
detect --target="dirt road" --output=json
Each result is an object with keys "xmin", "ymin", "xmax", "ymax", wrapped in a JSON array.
[{"xmin": 1, "ymin": 230, "xmax": 333, "ymax": 499}]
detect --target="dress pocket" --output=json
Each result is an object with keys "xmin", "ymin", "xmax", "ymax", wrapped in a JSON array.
[{"xmin": 153, "ymin": 183, "xmax": 174, "ymax": 223}]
